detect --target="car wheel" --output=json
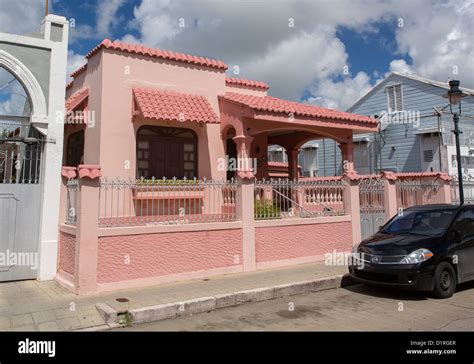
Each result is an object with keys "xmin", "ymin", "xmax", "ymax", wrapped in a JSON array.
[{"xmin": 432, "ymin": 262, "xmax": 456, "ymax": 299}]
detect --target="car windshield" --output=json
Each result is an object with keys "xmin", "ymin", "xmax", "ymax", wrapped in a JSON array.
[{"xmin": 382, "ymin": 209, "xmax": 455, "ymax": 236}]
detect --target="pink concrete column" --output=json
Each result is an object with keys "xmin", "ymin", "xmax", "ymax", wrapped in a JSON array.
[
  {"xmin": 236, "ymin": 174, "xmax": 256, "ymax": 272},
  {"xmin": 381, "ymin": 171, "xmax": 398, "ymax": 221},
  {"xmin": 437, "ymin": 173, "xmax": 452, "ymax": 204},
  {"xmin": 233, "ymin": 135, "xmax": 254, "ymax": 174},
  {"xmin": 60, "ymin": 166, "xmax": 77, "ymax": 224},
  {"xmin": 342, "ymin": 172, "xmax": 361, "ymax": 245},
  {"xmin": 74, "ymin": 165, "xmax": 101, "ymax": 294},
  {"xmin": 339, "ymin": 142, "xmax": 355, "ymax": 173},
  {"xmin": 288, "ymin": 149, "xmax": 299, "ymax": 181}
]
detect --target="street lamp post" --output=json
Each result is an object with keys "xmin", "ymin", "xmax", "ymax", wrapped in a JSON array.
[{"xmin": 446, "ymin": 80, "xmax": 464, "ymax": 205}]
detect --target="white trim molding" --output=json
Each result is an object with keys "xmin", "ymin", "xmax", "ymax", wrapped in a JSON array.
[{"xmin": 0, "ymin": 50, "xmax": 48, "ymax": 124}]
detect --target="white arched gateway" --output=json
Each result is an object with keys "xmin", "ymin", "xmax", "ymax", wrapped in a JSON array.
[{"xmin": 0, "ymin": 14, "xmax": 68, "ymax": 281}]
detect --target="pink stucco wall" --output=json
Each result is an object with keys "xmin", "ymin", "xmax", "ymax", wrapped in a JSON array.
[
  {"xmin": 97, "ymin": 229, "xmax": 242, "ymax": 283},
  {"xmin": 255, "ymin": 221, "xmax": 352, "ymax": 263},
  {"xmin": 97, "ymin": 50, "xmax": 228, "ymax": 180},
  {"xmin": 58, "ymin": 231, "xmax": 76, "ymax": 276}
]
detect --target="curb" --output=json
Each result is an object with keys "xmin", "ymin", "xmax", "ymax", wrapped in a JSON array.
[{"xmin": 95, "ymin": 274, "xmax": 346, "ymax": 327}]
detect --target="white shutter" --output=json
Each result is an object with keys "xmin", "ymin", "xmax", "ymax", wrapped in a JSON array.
[
  {"xmin": 386, "ymin": 86, "xmax": 395, "ymax": 111},
  {"xmin": 394, "ymin": 84, "xmax": 403, "ymax": 111}
]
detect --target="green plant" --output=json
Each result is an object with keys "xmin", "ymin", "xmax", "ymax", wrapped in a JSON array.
[
  {"xmin": 118, "ymin": 311, "xmax": 133, "ymax": 327},
  {"xmin": 254, "ymin": 200, "xmax": 281, "ymax": 219}
]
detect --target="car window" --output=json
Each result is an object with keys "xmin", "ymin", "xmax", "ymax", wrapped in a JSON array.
[
  {"xmin": 383, "ymin": 210, "xmax": 454, "ymax": 236},
  {"xmin": 452, "ymin": 208, "xmax": 474, "ymax": 237}
]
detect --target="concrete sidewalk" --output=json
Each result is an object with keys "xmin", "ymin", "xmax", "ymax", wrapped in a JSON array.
[{"xmin": 0, "ymin": 262, "xmax": 346, "ymax": 331}]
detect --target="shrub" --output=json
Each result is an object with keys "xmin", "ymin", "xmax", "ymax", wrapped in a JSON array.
[{"xmin": 254, "ymin": 200, "xmax": 281, "ymax": 219}]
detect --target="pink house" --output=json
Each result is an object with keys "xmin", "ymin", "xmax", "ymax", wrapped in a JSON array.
[{"xmin": 58, "ymin": 39, "xmax": 382, "ymax": 294}]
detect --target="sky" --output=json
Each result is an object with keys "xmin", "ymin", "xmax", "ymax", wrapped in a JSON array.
[{"xmin": 0, "ymin": 0, "xmax": 473, "ymax": 111}]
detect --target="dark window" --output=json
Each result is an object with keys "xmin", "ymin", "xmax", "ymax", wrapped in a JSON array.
[
  {"xmin": 383, "ymin": 209, "xmax": 455, "ymax": 236},
  {"xmin": 67, "ymin": 130, "xmax": 84, "ymax": 166},
  {"xmin": 136, "ymin": 126, "xmax": 197, "ymax": 179},
  {"xmin": 452, "ymin": 209, "xmax": 474, "ymax": 237}
]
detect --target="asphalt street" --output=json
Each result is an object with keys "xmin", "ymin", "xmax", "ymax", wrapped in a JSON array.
[{"xmin": 113, "ymin": 281, "xmax": 474, "ymax": 331}]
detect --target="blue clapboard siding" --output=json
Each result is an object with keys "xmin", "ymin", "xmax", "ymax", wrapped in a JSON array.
[{"xmin": 316, "ymin": 73, "xmax": 474, "ymax": 176}]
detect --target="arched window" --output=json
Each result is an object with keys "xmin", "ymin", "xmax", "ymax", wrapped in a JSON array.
[
  {"xmin": 0, "ymin": 67, "xmax": 38, "ymax": 184},
  {"xmin": 67, "ymin": 130, "xmax": 84, "ymax": 166},
  {"xmin": 0, "ymin": 67, "xmax": 32, "ymax": 117},
  {"xmin": 136, "ymin": 126, "xmax": 197, "ymax": 179}
]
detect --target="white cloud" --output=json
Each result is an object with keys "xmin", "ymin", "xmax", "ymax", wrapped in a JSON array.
[
  {"xmin": 96, "ymin": 0, "xmax": 126, "ymax": 37},
  {"xmin": 0, "ymin": 0, "xmax": 44, "ymax": 35},
  {"xmin": 0, "ymin": 68, "xmax": 30, "ymax": 116},
  {"xmin": 66, "ymin": 51, "xmax": 86, "ymax": 81},
  {"xmin": 120, "ymin": 0, "xmax": 398, "ymax": 108},
  {"xmin": 389, "ymin": 59, "xmax": 413, "ymax": 75},
  {"xmin": 241, "ymin": 27, "xmax": 348, "ymax": 101},
  {"xmin": 3, "ymin": 0, "xmax": 473, "ymax": 111},
  {"xmin": 308, "ymin": 72, "xmax": 373, "ymax": 111},
  {"xmin": 119, "ymin": 0, "xmax": 474, "ymax": 109},
  {"xmin": 394, "ymin": 0, "xmax": 474, "ymax": 87}
]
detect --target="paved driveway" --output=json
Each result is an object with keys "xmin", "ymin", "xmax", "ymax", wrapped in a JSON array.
[{"xmin": 115, "ymin": 282, "xmax": 474, "ymax": 331}]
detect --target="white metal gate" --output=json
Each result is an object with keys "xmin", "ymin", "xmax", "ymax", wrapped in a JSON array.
[
  {"xmin": 0, "ymin": 122, "xmax": 43, "ymax": 281},
  {"xmin": 359, "ymin": 177, "xmax": 386, "ymax": 240}
]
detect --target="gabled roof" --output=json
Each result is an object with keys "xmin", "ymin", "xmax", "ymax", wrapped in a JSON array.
[
  {"xmin": 133, "ymin": 88, "xmax": 219, "ymax": 124},
  {"xmin": 391, "ymin": 72, "xmax": 474, "ymax": 95},
  {"xmin": 220, "ymin": 92, "xmax": 376, "ymax": 125},
  {"xmin": 225, "ymin": 77, "xmax": 269, "ymax": 90},
  {"xmin": 348, "ymin": 72, "xmax": 474, "ymax": 112}
]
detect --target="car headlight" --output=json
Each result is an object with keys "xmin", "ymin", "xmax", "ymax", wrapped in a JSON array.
[{"xmin": 399, "ymin": 248, "xmax": 433, "ymax": 264}]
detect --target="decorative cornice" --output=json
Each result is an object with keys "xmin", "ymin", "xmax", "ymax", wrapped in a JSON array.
[
  {"xmin": 236, "ymin": 170, "xmax": 255, "ymax": 180},
  {"xmin": 61, "ymin": 166, "xmax": 77, "ymax": 179},
  {"xmin": 380, "ymin": 171, "xmax": 397, "ymax": 181},
  {"xmin": 77, "ymin": 164, "xmax": 101, "ymax": 179},
  {"xmin": 436, "ymin": 172, "xmax": 452, "ymax": 181},
  {"xmin": 342, "ymin": 171, "xmax": 360, "ymax": 181}
]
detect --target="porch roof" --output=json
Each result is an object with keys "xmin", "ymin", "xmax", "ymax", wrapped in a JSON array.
[
  {"xmin": 219, "ymin": 92, "xmax": 377, "ymax": 128},
  {"xmin": 133, "ymin": 88, "xmax": 219, "ymax": 124},
  {"xmin": 66, "ymin": 87, "xmax": 88, "ymax": 112}
]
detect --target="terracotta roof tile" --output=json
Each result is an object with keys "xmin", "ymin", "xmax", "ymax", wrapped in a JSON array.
[
  {"xmin": 87, "ymin": 39, "xmax": 228, "ymax": 70},
  {"xmin": 66, "ymin": 87, "xmax": 88, "ymax": 111},
  {"xmin": 70, "ymin": 63, "xmax": 87, "ymax": 78},
  {"xmin": 395, "ymin": 172, "xmax": 448, "ymax": 178},
  {"xmin": 133, "ymin": 88, "xmax": 219, "ymax": 124},
  {"xmin": 219, "ymin": 92, "xmax": 376, "ymax": 125},
  {"xmin": 226, "ymin": 77, "xmax": 269, "ymax": 90}
]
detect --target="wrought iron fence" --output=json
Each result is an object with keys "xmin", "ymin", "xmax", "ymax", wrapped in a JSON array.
[
  {"xmin": 254, "ymin": 179, "xmax": 346, "ymax": 220},
  {"xmin": 98, "ymin": 177, "xmax": 239, "ymax": 227},
  {"xmin": 451, "ymin": 176, "xmax": 474, "ymax": 204},
  {"xmin": 0, "ymin": 141, "xmax": 42, "ymax": 184},
  {"xmin": 396, "ymin": 179, "xmax": 443, "ymax": 209},
  {"xmin": 66, "ymin": 178, "xmax": 79, "ymax": 225},
  {"xmin": 358, "ymin": 177, "xmax": 385, "ymax": 214}
]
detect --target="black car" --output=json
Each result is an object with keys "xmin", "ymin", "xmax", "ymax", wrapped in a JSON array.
[{"xmin": 349, "ymin": 204, "xmax": 474, "ymax": 298}]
